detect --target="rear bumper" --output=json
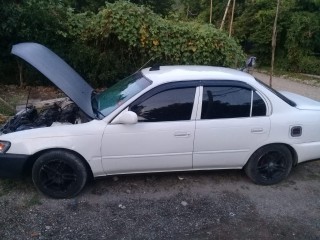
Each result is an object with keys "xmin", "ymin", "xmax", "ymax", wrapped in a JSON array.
[
  {"xmin": 292, "ymin": 142, "xmax": 320, "ymax": 163},
  {"xmin": 0, "ymin": 153, "xmax": 29, "ymax": 178}
]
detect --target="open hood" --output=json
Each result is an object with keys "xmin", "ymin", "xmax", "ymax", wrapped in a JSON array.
[{"xmin": 11, "ymin": 43, "xmax": 95, "ymax": 118}]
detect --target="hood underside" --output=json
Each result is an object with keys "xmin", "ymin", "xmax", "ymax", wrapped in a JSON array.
[{"xmin": 11, "ymin": 43, "xmax": 95, "ymax": 118}]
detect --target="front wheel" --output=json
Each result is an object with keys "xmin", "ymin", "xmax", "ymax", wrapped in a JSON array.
[
  {"xmin": 32, "ymin": 150, "xmax": 88, "ymax": 198},
  {"xmin": 245, "ymin": 145, "xmax": 293, "ymax": 185}
]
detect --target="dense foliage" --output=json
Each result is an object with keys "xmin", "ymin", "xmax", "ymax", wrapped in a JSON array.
[
  {"xmin": 0, "ymin": 0, "xmax": 319, "ymax": 87},
  {"xmin": 233, "ymin": 0, "xmax": 320, "ymax": 74},
  {"xmin": 172, "ymin": 0, "xmax": 320, "ymax": 74},
  {"xmin": 84, "ymin": 2, "xmax": 244, "ymax": 82},
  {"xmin": 0, "ymin": 0, "xmax": 75, "ymax": 85},
  {"xmin": 0, "ymin": 0, "xmax": 244, "ymax": 87}
]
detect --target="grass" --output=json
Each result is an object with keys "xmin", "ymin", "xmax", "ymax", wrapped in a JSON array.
[
  {"xmin": 0, "ymin": 179, "xmax": 20, "ymax": 196},
  {"xmin": 0, "ymin": 105, "xmax": 14, "ymax": 125},
  {"xmin": 0, "ymin": 92, "xmax": 27, "ymax": 112},
  {"xmin": 23, "ymin": 193, "xmax": 42, "ymax": 208},
  {"xmin": 0, "ymin": 178, "xmax": 42, "ymax": 208},
  {"xmin": 0, "ymin": 85, "xmax": 62, "ymax": 119},
  {"xmin": 0, "ymin": 104, "xmax": 14, "ymax": 116},
  {"xmin": 0, "ymin": 85, "xmax": 29, "ymax": 123},
  {"xmin": 0, "ymin": 178, "xmax": 35, "ymax": 196}
]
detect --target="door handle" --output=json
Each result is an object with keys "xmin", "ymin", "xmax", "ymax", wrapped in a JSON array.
[
  {"xmin": 251, "ymin": 128, "xmax": 264, "ymax": 133},
  {"xmin": 174, "ymin": 132, "xmax": 191, "ymax": 137}
]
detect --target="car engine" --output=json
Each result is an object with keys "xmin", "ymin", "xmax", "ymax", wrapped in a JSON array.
[{"xmin": 0, "ymin": 98, "xmax": 90, "ymax": 135}]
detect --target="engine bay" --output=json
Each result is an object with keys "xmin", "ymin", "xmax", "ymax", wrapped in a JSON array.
[{"xmin": 0, "ymin": 98, "xmax": 90, "ymax": 135}]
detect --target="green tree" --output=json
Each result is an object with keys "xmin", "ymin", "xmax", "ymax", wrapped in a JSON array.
[
  {"xmin": 233, "ymin": 0, "xmax": 320, "ymax": 74},
  {"xmin": 63, "ymin": 0, "xmax": 174, "ymax": 15},
  {"xmin": 0, "ymin": 0, "xmax": 74, "ymax": 85}
]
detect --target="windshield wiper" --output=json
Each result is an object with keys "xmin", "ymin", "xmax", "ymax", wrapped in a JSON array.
[{"xmin": 94, "ymin": 108, "xmax": 105, "ymax": 119}]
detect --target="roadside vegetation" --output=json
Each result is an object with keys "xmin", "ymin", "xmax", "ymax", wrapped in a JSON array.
[
  {"xmin": 0, "ymin": 0, "xmax": 319, "ymax": 118},
  {"xmin": 0, "ymin": 0, "xmax": 244, "ymax": 88},
  {"xmin": 1, "ymin": 0, "xmax": 319, "ymax": 88}
]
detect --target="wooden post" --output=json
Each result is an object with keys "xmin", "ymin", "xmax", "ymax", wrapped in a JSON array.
[
  {"xmin": 186, "ymin": 4, "xmax": 189, "ymax": 19},
  {"xmin": 220, "ymin": 0, "xmax": 232, "ymax": 30},
  {"xmin": 209, "ymin": 0, "xmax": 213, "ymax": 24},
  {"xmin": 229, "ymin": 0, "xmax": 236, "ymax": 37},
  {"xmin": 270, "ymin": 0, "xmax": 280, "ymax": 87},
  {"xmin": 16, "ymin": 60, "xmax": 24, "ymax": 88}
]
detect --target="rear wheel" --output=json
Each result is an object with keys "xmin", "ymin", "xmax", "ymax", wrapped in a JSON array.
[
  {"xmin": 245, "ymin": 145, "xmax": 292, "ymax": 185},
  {"xmin": 32, "ymin": 150, "xmax": 87, "ymax": 198}
]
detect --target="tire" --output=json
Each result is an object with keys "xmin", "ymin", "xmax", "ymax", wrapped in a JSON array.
[
  {"xmin": 32, "ymin": 150, "xmax": 88, "ymax": 199},
  {"xmin": 245, "ymin": 145, "xmax": 292, "ymax": 185}
]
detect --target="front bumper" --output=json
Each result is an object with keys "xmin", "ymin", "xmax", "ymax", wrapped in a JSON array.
[{"xmin": 0, "ymin": 153, "xmax": 29, "ymax": 178}]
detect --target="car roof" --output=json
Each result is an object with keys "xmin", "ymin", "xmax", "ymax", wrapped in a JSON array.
[{"xmin": 141, "ymin": 66, "xmax": 256, "ymax": 84}]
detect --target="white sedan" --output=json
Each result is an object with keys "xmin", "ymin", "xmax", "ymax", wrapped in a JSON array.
[{"xmin": 1, "ymin": 43, "xmax": 320, "ymax": 198}]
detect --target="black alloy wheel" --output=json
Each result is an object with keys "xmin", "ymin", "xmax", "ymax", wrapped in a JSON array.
[
  {"xmin": 245, "ymin": 145, "xmax": 293, "ymax": 185},
  {"xmin": 32, "ymin": 150, "xmax": 88, "ymax": 198},
  {"xmin": 257, "ymin": 151, "xmax": 288, "ymax": 181}
]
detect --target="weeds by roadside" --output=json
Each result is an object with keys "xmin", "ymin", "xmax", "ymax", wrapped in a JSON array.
[
  {"xmin": 0, "ymin": 85, "xmax": 63, "ymax": 124},
  {"xmin": 24, "ymin": 193, "xmax": 42, "ymax": 208},
  {"xmin": 0, "ymin": 85, "xmax": 28, "ymax": 123},
  {"xmin": 0, "ymin": 178, "xmax": 35, "ymax": 197},
  {"xmin": 0, "ymin": 179, "xmax": 19, "ymax": 196}
]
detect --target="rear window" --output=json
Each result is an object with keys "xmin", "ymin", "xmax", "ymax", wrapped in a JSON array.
[{"xmin": 255, "ymin": 78, "xmax": 296, "ymax": 107}]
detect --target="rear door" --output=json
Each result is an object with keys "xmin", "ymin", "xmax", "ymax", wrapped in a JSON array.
[{"xmin": 193, "ymin": 81, "xmax": 271, "ymax": 169}]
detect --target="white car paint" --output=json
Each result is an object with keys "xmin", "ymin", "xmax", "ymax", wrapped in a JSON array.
[
  {"xmin": 1, "ymin": 120, "xmax": 107, "ymax": 176},
  {"xmin": 193, "ymin": 116, "xmax": 271, "ymax": 169},
  {"xmin": 101, "ymin": 120, "xmax": 195, "ymax": 174},
  {"xmin": 1, "ymin": 66, "xmax": 320, "ymax": 178}
]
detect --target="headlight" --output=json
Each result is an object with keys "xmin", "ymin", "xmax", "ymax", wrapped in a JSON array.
[{"xmin": 0, "ymin": 141, "xmax": 11, "ymax": 153}]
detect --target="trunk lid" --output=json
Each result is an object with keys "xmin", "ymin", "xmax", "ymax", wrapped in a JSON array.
[{"xmin": 280, "ymin": 91, "xmax": 320, "ymax": 110}]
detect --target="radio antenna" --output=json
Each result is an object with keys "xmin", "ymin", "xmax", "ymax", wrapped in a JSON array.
[{"xmin": 135, "ymin": 57, "xmax": 155, "ymax": 73}]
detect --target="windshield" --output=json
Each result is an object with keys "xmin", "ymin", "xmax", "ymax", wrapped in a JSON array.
[{"xmin": 96, "ymin": 72, "xmax": 151, "ymax": 116}]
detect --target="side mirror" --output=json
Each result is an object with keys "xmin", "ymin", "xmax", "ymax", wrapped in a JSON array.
[{"xmin": 112, "ymin": 110, "xmax": 138, "ymax": 124}]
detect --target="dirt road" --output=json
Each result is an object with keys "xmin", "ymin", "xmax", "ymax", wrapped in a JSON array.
[{"xmin": 0, "ymin": 73, "xmax": 319, "ymax": 240}]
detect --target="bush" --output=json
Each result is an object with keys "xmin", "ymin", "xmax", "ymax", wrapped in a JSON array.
[
  {"xmin": 1, "ymin": 1, "xmax": 245, "ymax": 88},
  {"xmin": 81, "ymin": 1, "xmax": 245, "ymax": 86},
  {"xmin": 297, "ymin": 56, "xmax": 320, "ymax": 75}
]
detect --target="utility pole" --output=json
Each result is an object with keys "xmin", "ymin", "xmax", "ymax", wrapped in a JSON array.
[
  {"xmin": 270, "ymin": 0, "xmax": 280, "ymax": 87},
  {"xmin": 229, "ymin": 0, "xmax": 236, "ymax": 37},
  {"xmin": 220, "ymin": 0, "xmax": 232, "ymax": 30},
  {"xmin": 209, "ymin": 0, "xmax": 213, "ymax": 24}
]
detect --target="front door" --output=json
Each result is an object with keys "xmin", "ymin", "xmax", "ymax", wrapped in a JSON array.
[{"xmin": 101, "ymin": 84, "xmax": 198, "ymax": 174}]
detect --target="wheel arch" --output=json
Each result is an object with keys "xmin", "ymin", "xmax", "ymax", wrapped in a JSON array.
[
  {"xmin": 23, "ymin": 148, "xmax": 94, "ymax": 180},
  {"xmin": 245, "ymin": 143, "xmax": 298, "ymax": 167}
]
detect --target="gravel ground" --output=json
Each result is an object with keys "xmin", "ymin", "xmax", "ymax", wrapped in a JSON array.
[{"xmin": 0, "ymin": 72, "xmax": 320, "ymax": 240}]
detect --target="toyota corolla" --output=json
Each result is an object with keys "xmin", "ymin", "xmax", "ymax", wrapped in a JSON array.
[{"xmin": 1, "ymin": 43, "xmax": 320, "ymax": 198}]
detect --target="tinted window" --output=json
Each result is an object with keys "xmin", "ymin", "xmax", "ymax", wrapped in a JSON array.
[
  {"xmin": 252, "ymin": 92, "xmax": 267, "ymax": 116},
  {"xmin": 201, "ymin": 86, "xmax": 251, "ymax": 119},
  {"xmin": 130, "ymin": 88, "xmax": 196, "ymax": 122},
  {"xmin": 255, "ymin": 78, "xmax": 296, "ymax": 107}
]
